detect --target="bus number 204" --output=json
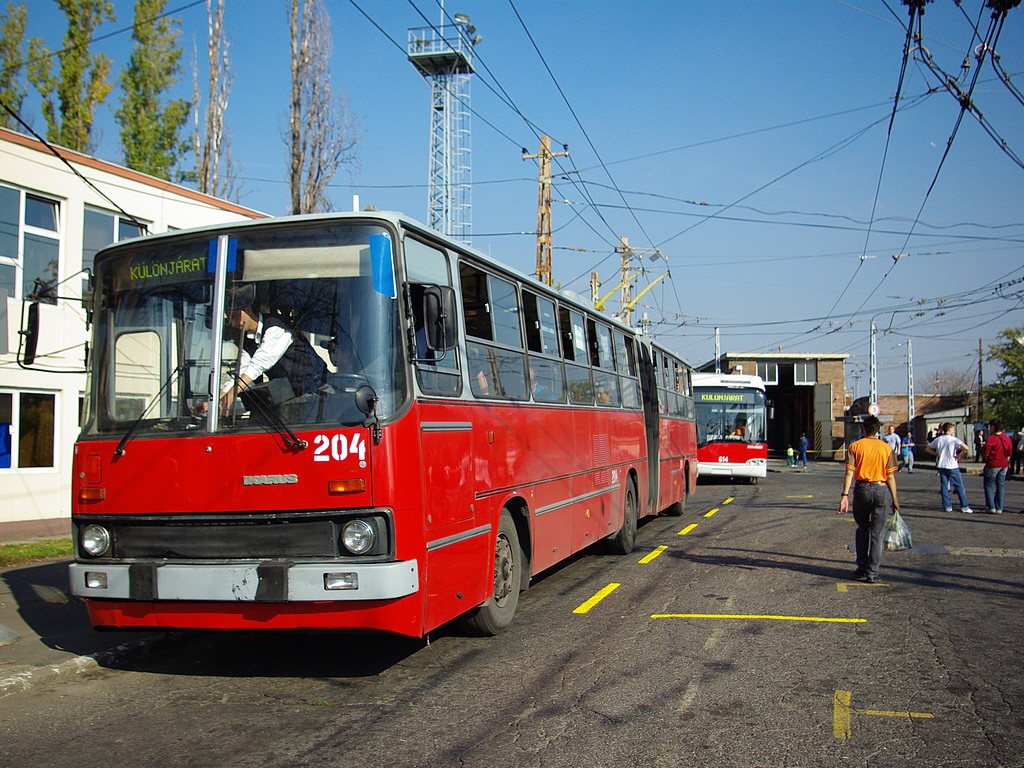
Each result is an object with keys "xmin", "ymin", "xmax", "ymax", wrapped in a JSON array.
[{"xmin": 313, "ymin": 433, "xmax": 367, "ymax": 463}]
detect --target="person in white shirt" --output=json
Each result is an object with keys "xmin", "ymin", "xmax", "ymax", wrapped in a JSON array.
[
  {"xmin": 218, "ymin": 304, "xmax": 325, "ymax": 416},
  {"xmin": 926, "ymin": 422, "xmax": 974, "ymax": 514},
  {"xmin": 881, "ymin": 425, "xmax": 902, "ymax": 459}
]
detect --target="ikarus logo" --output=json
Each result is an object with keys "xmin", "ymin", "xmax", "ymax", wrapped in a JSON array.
[{"xmin": 242, "ymin": 474, "xmax": 299, "ymax": 486}]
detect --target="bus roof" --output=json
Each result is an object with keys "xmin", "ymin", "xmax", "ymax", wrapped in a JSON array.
[
  {"xmin": 93, "ymin": 209, "xmax": 646, "ymax": 335},
  {"xmin": 691, "ymin": 372, "xmax": 766, "ymax": 391}
]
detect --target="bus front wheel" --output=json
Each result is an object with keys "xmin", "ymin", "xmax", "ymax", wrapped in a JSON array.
[{"xmin": 459, "ymin": 510, "xmax": 522, "ymax": 636}]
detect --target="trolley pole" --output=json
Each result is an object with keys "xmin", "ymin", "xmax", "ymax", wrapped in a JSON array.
[{"xmin": 523, "ymin": 136, "xmax": 568, "ymax": 286}]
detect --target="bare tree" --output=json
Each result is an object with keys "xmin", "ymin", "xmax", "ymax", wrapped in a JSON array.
[
  {"xmin": 190, "ymin": 0, "xmax": 236, "ymax": 199},
  {"xmin": 287, "ymin": 0, "xmax": 357, "ymax": 214},
  {"xmin": 918, "ymin": 365, "xmax": 975, "ymax": 397}
]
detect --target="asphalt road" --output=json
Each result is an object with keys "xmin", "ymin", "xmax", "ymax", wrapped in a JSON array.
[{"xmin": 2, "ymin": 462, "xmax": 1022, "ymax": 768}]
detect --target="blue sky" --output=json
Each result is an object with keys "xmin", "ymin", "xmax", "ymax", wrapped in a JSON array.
[{"xmin": 22, "ymin": 0, "xmax": 1024, "ymax": 398}]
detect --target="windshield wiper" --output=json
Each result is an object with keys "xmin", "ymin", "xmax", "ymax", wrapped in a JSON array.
[
  {"xmin": 114, "ymin": 364, "xmax": 184, "ymax": 457},
  {"xmin": 232, "ymin": 379, "xmax": 308, "ymax": 451}
]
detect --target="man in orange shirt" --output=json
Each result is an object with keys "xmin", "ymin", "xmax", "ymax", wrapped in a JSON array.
[{"xmin": 837, "ymin": 415, "xmax": 900, "ymax": 583}]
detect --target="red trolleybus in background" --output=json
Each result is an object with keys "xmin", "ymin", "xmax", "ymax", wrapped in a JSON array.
[
  {"xmin": 692, "ymin": 372, "xmax": 768, "ymax": 482},
  {"xmin": 61, "ymin": 211, "xmax": 696, "ymax": 638}
]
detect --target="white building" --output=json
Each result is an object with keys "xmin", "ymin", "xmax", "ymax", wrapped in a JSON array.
[{"xmin": 0, "ymin": 127, "xmax": 264, "ymax": 540}]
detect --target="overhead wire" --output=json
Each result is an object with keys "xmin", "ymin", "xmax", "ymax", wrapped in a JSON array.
[{"xmin": 846, "ymin": 0, "xmax": 1023, "ymax": 321}]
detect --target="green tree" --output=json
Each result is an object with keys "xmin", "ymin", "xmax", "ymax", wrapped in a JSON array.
[
  {"xmin": 985, "ymin": 326, "xmax": 1024, "ymax": 429},
  {"xmin": 27, "ymin": 0, "xmax": 115, "ymax": 152},
  {"xmin": 0, "ymin": 2, "xmax": 27, "ymax": 129},
  {"xmin": 116, "ymin": 0, "xmax": 189, "ymax": 179}
]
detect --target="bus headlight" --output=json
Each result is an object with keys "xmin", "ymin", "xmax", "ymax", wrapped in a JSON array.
[
  {"xmin": 341, "ymin": 519, "xmax": 376, "ymax": 555},
  {"xmin": 81, "ymin": 525, "xmax": 111, "ymax": 557}
]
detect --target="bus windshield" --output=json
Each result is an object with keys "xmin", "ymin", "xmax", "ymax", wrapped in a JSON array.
[
  {"xmin": 694, "ymin": 388, "xmax": 766, "ymax": 446},
  {"xmin": 83, "ymin": 222, "xmax": 405, "ymax": 437}
]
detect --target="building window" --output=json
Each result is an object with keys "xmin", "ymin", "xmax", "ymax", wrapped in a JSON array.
[
  {"xmin": 0, "ymin": 391, "xmax": 56, "ymax": 469},
  {"xmin": 83, "ymin": 207, "xmax": 145, "ymax": 293},
  {"xmin": 0, "ymin": 185, "xmax": 61, "ymax": 303},
  {"xmin": 795, "ymin": 361, "xmax": 817, "ymax": 385},
  {"xmin": 757, "ymin": 361, "xmax": 779, "ymax": 385}
]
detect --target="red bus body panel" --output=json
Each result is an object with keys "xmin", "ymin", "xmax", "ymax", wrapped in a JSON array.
[{"xmin": 74, "ymin": 398, "xmax": 650, "ymax": 637}]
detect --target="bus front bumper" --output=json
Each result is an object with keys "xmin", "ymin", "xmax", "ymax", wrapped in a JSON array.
[{"xmin": 69, "ymin": 560, "xmax": 419, "ymax": 602}]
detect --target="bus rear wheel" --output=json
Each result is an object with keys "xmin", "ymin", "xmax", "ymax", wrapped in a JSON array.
[
  {"xmin": 606, "ymin": 480, "xmax": 638, "ymax": 555},
  {"xmin": 459, "ymin": 510, "xmax": 522, "ymax": 636}
]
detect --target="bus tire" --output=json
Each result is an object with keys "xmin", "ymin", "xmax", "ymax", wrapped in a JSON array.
[
  {"xmin": 458, "ymin": 510, "xmax": 522, "ymax": 636},
  {"xmin": 606, "ymin": 480, "xmax": 638, "ymax": 554}
]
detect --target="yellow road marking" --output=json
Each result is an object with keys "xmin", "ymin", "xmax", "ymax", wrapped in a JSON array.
[
  {"xmin": 834, "ymin": 690, "xmax": 933, "ymax": 739},
  {"xmin": 652, "ymin": 613, "xmax": 866, "ymax": 624},
  {"xmin": 639, "ymin": 545, "xmax": 667, "ymax": 564},
  {"xmin": 786, "ymin": 494, "xmax": 814, "ymax": 499},
  {"xmin": 836, "ymin": 581, "xmax": 888, "ymax": 592},
  {"xmin": 833, "ymin": 690, "xmax": 853, "ymax": 739},
  {"xmin": 573, "ymin": 583, "xmax": 620, "ymax": 614},
  {"xmin": 704, "ymin": 508, "xmax": 719, "ymax": 518},
  {"xmin": 723, "ymin": 497, "xmax": 734, "ymax": 504},
  {"xmin": 678, "ymin": 523, "xmax": 698, "ymax": 536}
]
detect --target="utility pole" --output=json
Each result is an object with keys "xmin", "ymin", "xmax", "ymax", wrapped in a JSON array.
[
  {"xmin": 523, "ymin": 135, "xmax": 568, "ymax": 285},
  {"xmin": 618, "ymin": 236, "xmax": 633, "ymax": 326},
  {"xmin": 869, "ymin": 321, "xmax": 878, "ymax": 406},
  {"xmin": 907, "ymin": 338, "xmax": 915, "ymax": 427},
  {"xmin": 715, "ymin": 327, "xmax": 721, "ymax": 373},
  {"xmin": 977, "ymin": 338, "xmax": 984, "ymax": 421}
]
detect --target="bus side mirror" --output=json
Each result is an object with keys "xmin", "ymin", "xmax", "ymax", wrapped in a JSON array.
[
  {"xmin": 423, "ymin": 285, "xmax": 457, "ymax": 351},
  {"xmin": 20, "ymin": 301, "xmax": 39, "ymax": 367}
]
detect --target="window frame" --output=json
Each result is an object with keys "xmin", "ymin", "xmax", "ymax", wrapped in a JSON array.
[
  {"xmin": 0, "ymin": 184, "xmax": 63, "ymax": 303},
  {"xmin": 0, "ymin": 389, "xmax": 58, "ymax": 471},
  {"xmin": 794, "ymin": 360, "xmax": 817, "ymax": 386},
  {"xmin": 83, "ymin": 206, "xmax": 146, "ymax": 296},
  {"xmin": 757, "ymin": 361, "xmax": 779, "ymax": 385}
]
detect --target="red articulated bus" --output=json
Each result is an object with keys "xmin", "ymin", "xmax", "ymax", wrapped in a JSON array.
[{"xmin": 64, "ymin": 212, "xmax": 696, "ymax": 637}]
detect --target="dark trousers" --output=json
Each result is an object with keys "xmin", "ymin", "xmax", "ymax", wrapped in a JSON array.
[{"xmin": 852, "ymin": 483, "xmax": 892, "ymax": 578}]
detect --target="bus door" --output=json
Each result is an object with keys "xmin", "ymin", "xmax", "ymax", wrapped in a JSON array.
[
  {"xmin": 638, "ymin": 342, "xmax": 660, "ymax": 516},
  {"xmin": 405, "ymin": 237, "xmax": 485, "ymax": 629}
]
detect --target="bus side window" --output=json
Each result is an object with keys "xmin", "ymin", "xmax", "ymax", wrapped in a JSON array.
[
  {"xmin": 615, "ymin": 332, "xmax": 640, "ymax": 409},
  {"xmin": 524, "ymin": 291, "xmax": 566, "ymax": 403},
  {"xmin": 591, "ymin": 322, "xmax": 619, "ymax": 407},
  {"xmin": 459, "ymin": 263, "xmax": 527, "ymax": 400},
  {"xmin": 560, "ymin": 307, "xmax": 592, "ymax": 404}
]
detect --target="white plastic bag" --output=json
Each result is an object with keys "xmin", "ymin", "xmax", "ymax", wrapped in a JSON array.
[{"xmin": 885, "ymin": 510, "xmax": 913, "ymax": 551}]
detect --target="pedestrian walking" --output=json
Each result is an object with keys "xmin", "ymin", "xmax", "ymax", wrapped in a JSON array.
[
  {"xmin": 882, "ymin": 425, "xmax": 902, "ymax": 462},
  {"xmin": 982, "ymin": 420, "xmax": 1013, "ymax": 514},
  {"xmin": 1012, "ymin": 428, "xmax": 1024, "ymax": 479},
  {"xmin": 786, "ymin": 446, "xmax": 796, "ymax": 467},
  {"xmin": 798, "ymin": 433, "xmax": 809, "ymax": 469},
  {"xmin": 926, "ymin": 422, "xmax": 974, "ymax": 514},
  {"xmin": 837, "ymin": 415, "xmax": 899, "ymax": 584},
  {"xmin": 974, "ymin": 429, "xmax": 986, "ymax": 463},
  {"xmin": 901, "ymin": 432, "xmax": 915, "ymax": 473}
]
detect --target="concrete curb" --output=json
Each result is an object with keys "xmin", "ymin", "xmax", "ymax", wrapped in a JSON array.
[{"xmin": 0, "ymin": 634, "xmax": 170, "ymax": 701}]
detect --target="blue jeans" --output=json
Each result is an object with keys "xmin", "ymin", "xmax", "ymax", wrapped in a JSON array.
[
  {"xmin": 983, "ymin": 466, "xmax": 1007, "ymax": 512},
  {"xmin": 937, "ymin": 467, "xmax": 970, "ymax": 511},
  {"xmin": 852, "ymin": 483, "xmax": 891, "ymax": 578}
]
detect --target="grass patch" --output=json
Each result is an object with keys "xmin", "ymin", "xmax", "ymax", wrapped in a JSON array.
[{"xmin": 0, "ymin": 538, "xmax": 73, "ymax": 569}]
